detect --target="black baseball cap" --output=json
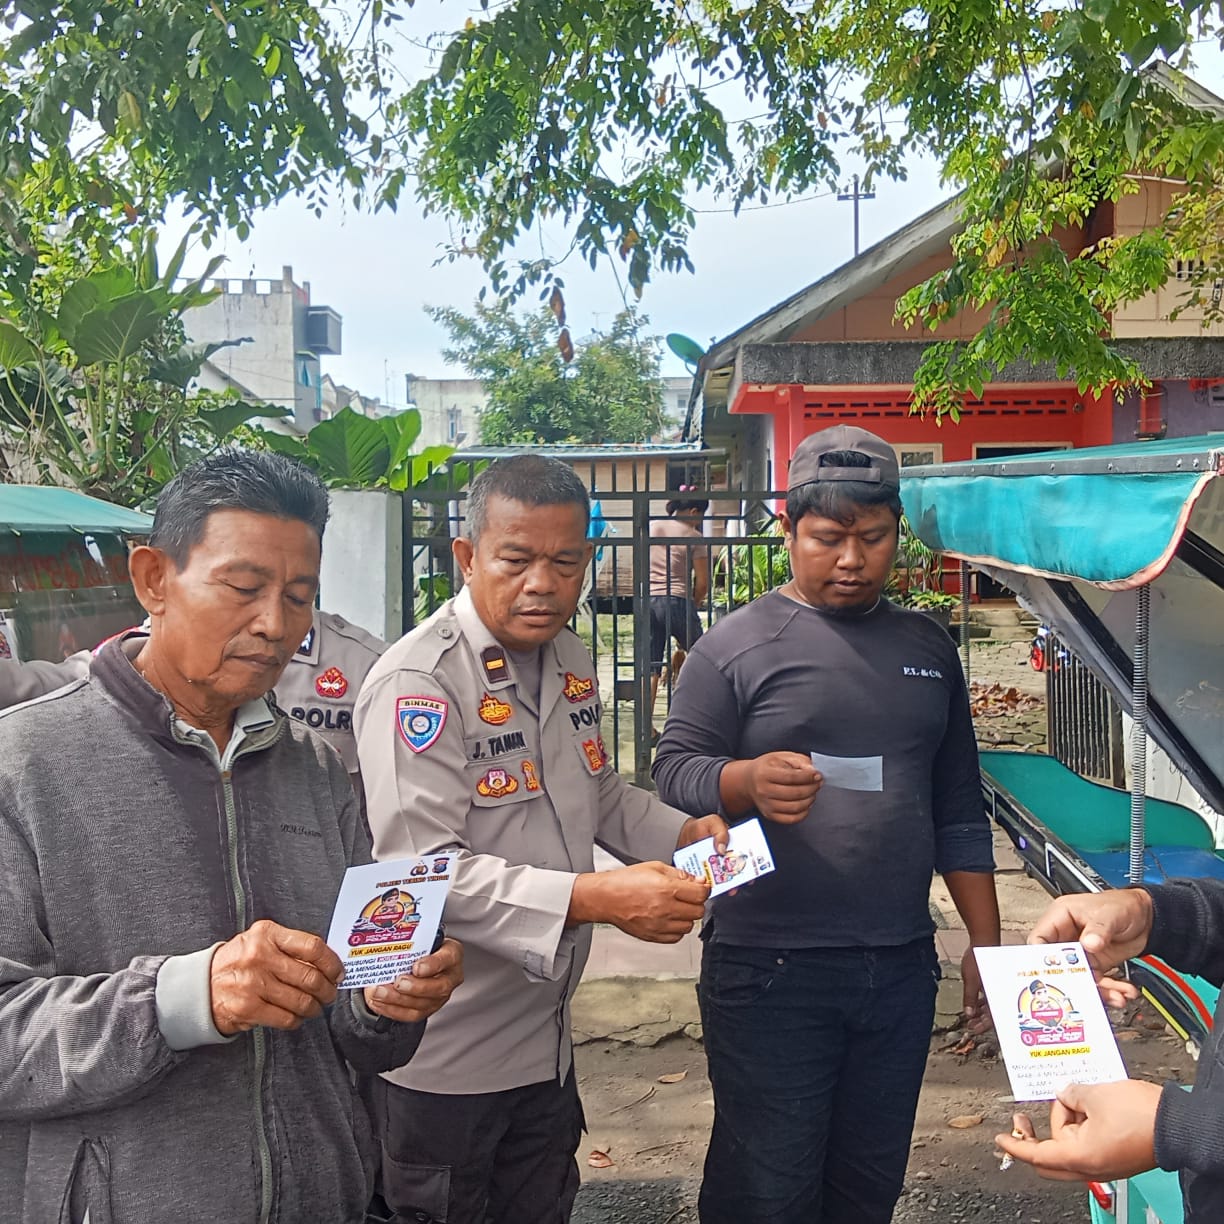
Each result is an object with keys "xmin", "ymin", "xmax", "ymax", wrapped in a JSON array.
[{"xmin": 787, "ymin": 425, "xmax": 901, "ymax": 491}]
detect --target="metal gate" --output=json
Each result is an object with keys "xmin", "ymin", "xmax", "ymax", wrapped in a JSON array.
[
  {"xmin": 404, "ymin": 466, "xmax": 790, "ymax": 785},
  {"xmin": 1045, "ymin": 629, "xmax": 1126, "ymax": 787}
]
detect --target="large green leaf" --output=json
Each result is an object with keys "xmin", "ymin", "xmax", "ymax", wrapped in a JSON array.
[
  {"xmin": 256, "ymin": 429, "xmax": 312, "ymax": 461},
  {"xmin": 403, "ymin": 445, "xmax": 460, "ymax": 492},
  {"xmin": 304, "ymin": 406, "xmax": 391, "ymax": 485},
  {"xmin": 196, "ymin": 398, "xmax": 291, "ymax": 438},
  {"xmin": 55, "ymin": 268, "xmax": 139, "ymax": 345},
  {"xmin": 0, "ymin": 318, "xmax": 38, "ymax": 369},
  {"xmin": 146, "ymin": 337, "xmax": 252, "ymax": 390},
  {"xmin": 70, "ymin": 291, "xmax": 165, "ymax": 364},
  {"xmin": 381, "ymin": 409, "xmax": 425, "ymax": 488}
]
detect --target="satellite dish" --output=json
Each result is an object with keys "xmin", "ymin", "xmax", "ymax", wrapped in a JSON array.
[{"xmin": 666, "ymin": 333, "xmax": 706, "ymax": 371}]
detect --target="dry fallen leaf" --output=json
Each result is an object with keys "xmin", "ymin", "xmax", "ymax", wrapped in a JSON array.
[
  {"xmin": 657, "ymin": 1071, "xmax": 688, "ymax": 1084},
  {"xmin": 608, "ymin": 1086, "xmax": 655, "ymax": 1113},
  {"xmin": 587, "ymin": 1148, "xmax": 616, "ymax": 1169},
  {"xmin": 948, "ymin": 1114, "xmax": 984, "ymax": 1129}
]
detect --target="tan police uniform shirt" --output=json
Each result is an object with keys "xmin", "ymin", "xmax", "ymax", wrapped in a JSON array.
[
  {"xmin": 274, "ymin": 610, "xmax": 387, "ymax": 775},
  {"xmin": 355, "ymin": 587, "xmax": 691, "ymax": 1095}
]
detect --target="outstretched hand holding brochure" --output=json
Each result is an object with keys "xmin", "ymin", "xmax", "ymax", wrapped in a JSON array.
[
  {"xmin": 974, "ymin": 941, "xmax": 1128, "ymax": 1101},
  {"xmin": 673, "ymin": 816, "xmax": 776, "ymax": 898},
  {"xmin": 326, "ymin": 854, "xmax": 454, "ymax": 990}
]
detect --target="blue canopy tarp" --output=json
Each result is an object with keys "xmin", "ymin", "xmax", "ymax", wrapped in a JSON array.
[
  {"xmin": 900, "ymin": 435, "xmax": 1223, "ymax": 590},
  {"xmin": 0, "ymin": 485, "xmax": 152, "ymax": 536}
]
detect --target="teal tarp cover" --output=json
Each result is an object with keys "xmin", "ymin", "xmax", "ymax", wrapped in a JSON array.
[
  {"xmin": 900, "ymin": 434, "xmax": 1223, "ymax": 589},
  {"xmin": 0, "ymin": 485, "xmax": 152, "ymax": 535}
]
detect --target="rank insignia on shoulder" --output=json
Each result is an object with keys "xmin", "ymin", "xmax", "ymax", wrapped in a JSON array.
[
  {"xmin": 396, "ymin": 696, "xmax": 448, "ymax": 753},
  {"xmin": 478, "ymin": 692, "xmax": 513, "ymax": 725},
  {"xmin": 316, "ymin": 666, "xmax": 348, "ymax": 699},
  {"xmin": 581, "ymin": 737, "xmax": 607, "ymax": 774},
  {"xmin": 481, "ymin": 645, "xmax": 509, "ymax": 684},
  {"xmin": 521, "ymin": 760, "xmax": 541, "ymax": 792},
  {"xmin": 563, "ymin": 672, "xmax": 595, "ymax": 703},
  {"xmin": 476, "ymin": 766, "xmax": 519, "ymax": 799}
]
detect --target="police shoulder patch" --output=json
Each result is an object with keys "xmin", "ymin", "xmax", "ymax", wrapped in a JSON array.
[{"xmin": 396, "ymin": 696, "xmax": 448, "ymax": 753}]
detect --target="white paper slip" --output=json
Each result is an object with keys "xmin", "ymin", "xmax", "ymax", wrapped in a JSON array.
[
  {"xmin": 808, "ymin": 751, "xmax": 883, "ymax": 792},
  {"xmin": 673, "ymin": 816, "xmax": 776, "ymax": 898},
  {"xmin": 974, "ymin": 942, "xmax": 1128, "ymax": 1102},
  {"xmin": 326, "ymin": 854, "xmax": 455, "ymax": 990}
]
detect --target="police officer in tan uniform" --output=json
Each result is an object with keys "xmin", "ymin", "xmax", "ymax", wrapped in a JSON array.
[
  {"xmin": 355, "ymin": 456, "xmax": 727, "ymax": 1224},
  {"xmin": 274, "ymin": 608, "xmax": 387, "ymax": 785}
]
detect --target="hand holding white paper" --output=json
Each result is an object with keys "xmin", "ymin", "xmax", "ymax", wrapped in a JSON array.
[
  {"xmin": 325, "ymin": 853, "xmax": 454, "ymax": 990},
  {"xmin": 674, "ymin": 817, "xmax": 776, "ymax": 898},
  {"xmin": 974, "ymin": 942, "xmax": 1128, "ymax": 1102},
  {"xmin": 808, "ymin": 751, "xmax": 883, "ymax": 792}
]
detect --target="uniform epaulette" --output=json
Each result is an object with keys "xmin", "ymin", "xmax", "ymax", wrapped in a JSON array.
[
  {"xmin": 383, "ymin": 610, "xmax": 463, "ymax": 674},
  {"xmin": 319, "ymin": 612, "xmax": 390, "ymax": 657}
]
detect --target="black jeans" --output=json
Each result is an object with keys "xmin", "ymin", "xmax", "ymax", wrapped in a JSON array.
[
  {"xmin": 697, "ymin": 940, "xmax": 940, "ymax": 1224},
  {"xmin": 374, "ymin": 1074, "xmax": 584, "ymax": 1224}
]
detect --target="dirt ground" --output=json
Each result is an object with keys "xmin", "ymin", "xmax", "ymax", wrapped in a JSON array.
[{"xmin": 573, "ymin": 1005, "xmax": 1197, "ymax": 1223}]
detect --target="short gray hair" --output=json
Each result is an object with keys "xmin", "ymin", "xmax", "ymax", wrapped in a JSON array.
[
  {"xmin": 150, "ymin": 450, "xmax": 330, "ymax": 567},
  {"xmin": 465, "ymin": 455, "xmax": 590, "ymax": 543}
]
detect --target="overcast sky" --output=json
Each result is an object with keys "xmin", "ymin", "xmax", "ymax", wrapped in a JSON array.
[{"xmin": 163, "ymin": 3, "xmax": 1222, "ymax": 409}]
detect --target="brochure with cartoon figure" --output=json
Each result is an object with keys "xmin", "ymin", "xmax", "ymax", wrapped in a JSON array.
[
  {"xmin": 974, "ymin": 942, "xmax": 1128, "ymax": 1101},
  {"xmin": 326, "ymin": 853, "xmax": 455, "ymax": 990},
  {"xmin": 673, "ymin": 817, "xmax": 776, "ymax": 898}
]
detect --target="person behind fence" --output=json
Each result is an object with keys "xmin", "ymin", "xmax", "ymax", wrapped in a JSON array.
[
  {"xmin": 354, "ymin": 454, "xmax": 728, "ymax": 1224},
  {"xmin": 648, "ymin": 489, "xmax": 709, "ymax": 728},
  {"xmin": 997, "ymin": 884, "xmax": 1224, "ymax": 1221},
  {"xmin": 653, "ymin": 424, "xmax": 1001, "ymax": 1224},
  {"xmin": 0, "ymin": 450, "xmax": 463, "ymax": 1224}
]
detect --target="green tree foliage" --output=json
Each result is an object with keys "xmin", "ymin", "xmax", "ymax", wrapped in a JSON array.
[
  {"xmin": 404, "ymin": 0, "xmax": 1224, "ymax": 410},
  {"xmin": 428, "ymin": 301, "xmax": 667, "ymax": 445},
  {"xmin": 0, "ymin": 0, "xmax": 386, "ymax": 246},
  {"xmin": 256, "ymin": 405, "xmax": 464, "ymax": 492},
  {"xmin": 4, "ymin": 1, "xmax": 1224, "ymax": 414},
  {"xmin": 0, "ymin": 233, "xmax": 287, "ymax": 506}
]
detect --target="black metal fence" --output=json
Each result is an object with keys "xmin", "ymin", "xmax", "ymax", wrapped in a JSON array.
[
  {"xmin": 403, "ymin": 466, "xmax": 791, "ymax": 785},
  {"xmin": 1045, "ymin": 629, "xmax": 1125, "ymax": 787}
]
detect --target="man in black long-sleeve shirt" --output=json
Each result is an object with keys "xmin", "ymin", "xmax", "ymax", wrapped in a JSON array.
[
  {"xmin": 998, "ymin": 881, "xmax": 1224, "ymax": 1220},
  {"xmin": 653, "ymin": 425, "xmax": 1000, "ymax": 1224}
]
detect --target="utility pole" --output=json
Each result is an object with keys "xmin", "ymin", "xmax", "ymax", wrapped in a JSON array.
[{"xmin": 837, "ymin": 175, "xmax": 876, "ymax": 256}]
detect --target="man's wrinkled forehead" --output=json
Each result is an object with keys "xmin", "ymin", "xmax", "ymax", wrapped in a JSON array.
[{"xmin": 169, "ymin": 509, "xmax": 320, "ymax": 581}]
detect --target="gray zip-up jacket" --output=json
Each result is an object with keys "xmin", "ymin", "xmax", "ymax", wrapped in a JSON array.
[{"xmin": 0, "ymin": 638, "xmax": 427, "ymax": 1224}]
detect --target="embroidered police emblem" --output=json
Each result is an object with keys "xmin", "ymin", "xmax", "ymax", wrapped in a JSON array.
[
  {"xmin": 396, "ymin": 696, "xmax": 448, "ymax": 753},
  {"xmin": 316, "ymin": 666, "xmax": 348, "ymax": 699},
  {"xmin": 481, "ymin": 646, "xmax": 509, "ymax": 684},
  {"xmin": 581, "ymin": 737, "xmax": 607, "ymax": 773},
  {"xmin": 476, "ymin": 766, "xmax": 519, "ymax": 799},
  {"xmin": 521, "ymin": 760, "xmax": 541, "ymax": 792},
  {"xmin": 563, "ymin": 672, "xmax": 595, "ymax": 702},
  {"xmin": 478, "ymin": 692, "xmax": 513, "ymax": 725}
]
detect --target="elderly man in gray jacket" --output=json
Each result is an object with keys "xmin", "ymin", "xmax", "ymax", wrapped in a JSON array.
[{"xmin": 0, "ymin": 451, "xmax": 463, "ymax": 1224}]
